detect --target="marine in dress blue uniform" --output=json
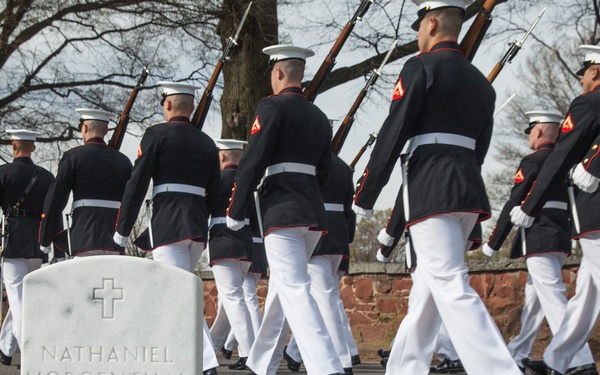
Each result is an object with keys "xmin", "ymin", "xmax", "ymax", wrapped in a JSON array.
[
  {"xmin": 352, "ymin": 1, "xmax": 522, "ymax": 374},
  {"xmin": 483, "ymin": 111, "xmax": 595, "ymax": 371},
  {"xmin": 375, "ymin": 188, "xmax": 480, "ymax": 375},
  {"xmin": 113, "ymin": 82, "xmax": 221, "ymax": 375},
  {"xmin": 0, "ymin": 130, "xmax": 53, "ymax": 365},
  {"xmin": 207, "ymin": 139, "xmax": 255, "ymax": 370},
  {"xmin": 40, "ymin": 109, "xmax": 132, "ymax": 257},
  {"xmin": 512, "ymin": 46, "xmax": 600, "ymax": 375},
  {"xmin": 284, "ymin": 153, "xmax": 357, "ymax": 373},
  {"xmin": 226, "ymin": 45, "xmax": 343, "ymax": 375}
]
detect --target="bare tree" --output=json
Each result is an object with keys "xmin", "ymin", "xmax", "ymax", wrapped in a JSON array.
[{"xmin": 0, "ymin": 0, "xmax": 225, "ymax": 162}]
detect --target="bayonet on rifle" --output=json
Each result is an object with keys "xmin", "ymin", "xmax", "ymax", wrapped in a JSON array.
[
  {"xmin": 487, "ymin": 8, "xmax": 545, "ymax": 83},
  {"xmin": 109, "ymin": 42, "xmax": 161, "ymax": 150},
  {"xmin": 331, "ymin": 39, "xmax": 398, "ymax": 154},
  {"xmin": 192, "ymin": 2, "xmax": 253, "ymax": 129},
  {"xmin": 304, "ymin": 0, "xmax": 374, "ymax": 103},
  {"xmin": 493, "ymin": 93, "xmax": 516, "ymax": 118}
]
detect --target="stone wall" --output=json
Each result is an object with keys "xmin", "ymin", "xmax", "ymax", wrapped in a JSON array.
[{"xmin": 200, "ymin": 254, "xmax": 600, "ymax": 362}]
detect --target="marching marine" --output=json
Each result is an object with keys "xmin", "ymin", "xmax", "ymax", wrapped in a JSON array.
[
  {"xmin": 208, "ymin": 139, "xmax": 255, "ymax": 370},
  {"xmin": 226, "ymin": 45, "xmax": 344, "ymax": 375},
  {"xmin": 351, "ymin": 1, "xmax": 523, "ymax": 373},
  {"xmin": 512, "ymin": 45, "xmax": 600, "ymax": 375},
  {"xmin": 39, "ymin": 109, "xmax": 132, "ymax": 257},
  {"xmin": 0, "ymin": 129, "xmax": 54, "ymax": 366},
  {"xmin": 482, "ymin": 110, "xmax": 595, "ymax": 372},
  {"xmin": 113, "ymin": 81, "xmax": 221, "ymax": 375}
]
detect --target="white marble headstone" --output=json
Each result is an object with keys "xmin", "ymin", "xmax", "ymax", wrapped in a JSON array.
[{"xmin": 21, "ymin": 255, "xmax": 203, "ymax": 374}]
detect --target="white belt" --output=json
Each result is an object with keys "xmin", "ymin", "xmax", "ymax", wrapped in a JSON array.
[
  {"xmin": 402, "ymin": 132, "xmax": 476, "ymax": 158},
  {"xmin": 324, "ymin": 203, "xmax": 344, "ymax": 212},
  {"xmin": 543, "ymin": 201, "xmax": 568, "ymax": 210},
  {"xmin": 253, "ymin": 237, "xmax": 263, "ymax": 244},
  {"xmin": 71, "ymin": 199, "xmax": 121, "ymax": 210},
  {"xmin": 265, "ymin": 162, "xmax": 316, "ymax": 177},
  {"xmin": 152, "ymin": 183, "xmax": 205, "ymax": 198},
  {"xmin": 209, "ymin": 217, "xmax": 250, "ymax": 227}
]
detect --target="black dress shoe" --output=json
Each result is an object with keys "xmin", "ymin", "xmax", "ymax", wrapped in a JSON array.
[
  {"xmin": 203, "ymin": 367, "xmax": 218, "ymax": 375},
  {"xmin": 522, "ymin": 358, "xmax": 563, "ymax": 375},
  {"xmin": 565, "ymin": 364, "xmax": 598, "ymax": 375},
  {"xmin": 380, "ymin": 357, "xmax": 388, "ymax": 369},
  {"xmin": 220, "ymin": 347, "xmax": 233, "ymax": 359},
  {"xmin": 377, "ymin": 348, "xmax": 390, "ymax": 359},
  {"xmin": 351, "ymin": 354, "xmax": 361, "ymax": 366},
  {"xmin": 0, "ymin": 350, "xmax": 11, "ymax": 366},
  {"xmin": 283, "ymin": 346, "xmax": 301, "ymax": 372},
  {"xmin": 344, "ymin": 367, "xmax": 353, "ymax": 375},
  {"xmin": 228, "ymin": 357, "xmax": 249, "ymax": 370},
  {"xmin": 430, "ymin": 358, "xmax": 465, "ymax": 374}
]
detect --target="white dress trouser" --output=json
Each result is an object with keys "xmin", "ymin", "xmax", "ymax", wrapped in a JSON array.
[
  {"xmin": 508, "ymin": 253, "xmax": 594, "ymax": 367},
  {"xmin": 337, "ymin": 271, "xmax": 359, "ymax": 357},
  {"xmin": 544, "ymin": 232, "xmax": 600, "ymax": 373},
  {"xmin": 434, "ymin": 324, "xmax": 459, "ymax": 361},
  {"xmin": 152, "ymin": 240, "xmax": 219, "ymax": 371},
  {"xmin": 246, "ymin": 227, "xmax": 343, "ymax": 375},
  {"xmin": 287, "ymin": 255, "xmax": 352, "ymax": 368},
  {"xmin": 220, "ymin": 272, "xmax": 263, "ymax": 351},
  {"xmin": 386, "ymin": 213, "xmax": 522, "ymax": 375},
  {"xmin": 0, "ymin": 258, "xmax": 42, "ymax": 356},
  {"xmin": 210, "ymin": 299, "xmax": 230, "ymax": 351},
  {"xmin": 210, "ymin": 260, "xmax": 254, "ymax": 357}
]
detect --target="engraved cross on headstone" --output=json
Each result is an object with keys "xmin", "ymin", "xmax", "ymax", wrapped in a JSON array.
[{"xmin": 93, "ymin": 278, "xmax": 123, "ymax": 319}]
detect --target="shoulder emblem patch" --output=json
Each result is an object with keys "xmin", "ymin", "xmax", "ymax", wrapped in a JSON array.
[
  {"xmin": 514, "ymin": 168, "xmax": 525, "ymax": 183},
  {"xmin": 251, "ymin": 115, "xmax": 262, "ymax": 135},
  {"xmin": 137, "ymin": 144, "xmax": 143, "ymax": 158},
  {"xmin": 392, "ymin": 78, "xmax": 405, "ymax": 101},
  {"xmin": 561, "ymin": 114, "xmax": 574, "ymax": 133}
]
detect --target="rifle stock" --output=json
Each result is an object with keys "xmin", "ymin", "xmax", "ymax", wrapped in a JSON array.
[
  {"xmin": 304, "ymin": 0, "xmax": 373, "ymax": 103},
  {"xmin": 459, "ymin": 0, "xmax": 498, "ymax": 61},
  {"xmin": 331, "ymin": 91, "xmax": 365, "ymax": 154},
  {"xmin": 108, "ymin": 69, "xmax": 149, "ymax": 150},
  {"xmin": 192, "ymin": 2, "xmax": 252, "ymax": 129},
  {"xmin": 109, "ymin": 42, "xmax": 161, "ymax": 150},
  {"xmin": 191, "ymin": 60, "xmax": 223, "ymax": 128},
  {"xmin": 331, "ymin": 39, "xmax": 397, "ymax": 154}
]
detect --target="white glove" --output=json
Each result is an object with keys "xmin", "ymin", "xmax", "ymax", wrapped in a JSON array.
[
  {"xmin": 510, "ymin": 206, "xmax": 535, "ymax": 228},
  {"xmin": 40, "ymin": 245, "xmax": 52, "ymax": 254},
  {"xmin": 352, "ymin": 203, "xmax": 374, "ymax": 217},
  {"xmin": 572, "ymin": 162, "xmax": 600, "ymax": 193},
  {"xmin": 113, "ymin": 232, "xmax": 129, "ymax": 247},
  {"xmin": 226, "ymin": 216, "xmax": 245, "ymax": 231},
  {"xmin": 376, "ymin": 248, "xmax": 392, "ymax": 263},
  {"xmin": 377, "ymin": 228, "xmax": 394, "ymax": 246},
  {"xmin": 482, "ymin": 243, "xmax": 497, "ymax": 258}
]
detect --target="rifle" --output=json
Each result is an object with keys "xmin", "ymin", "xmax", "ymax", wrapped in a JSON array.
[
  {"xmin": 332, "ymin": 39, "xmax": 397, "ymax": 155},
  {"xmin": 349, "ymin": 132, "xmax": 377, "ymax": 171},
  {"xmin": 487, "ymin": 8, "xmax": 545, "ymax": 83},
  {"xmin": 191, "ymin": 2, "xmax": 252, "ymax": 129},
  {"xmin": 109, "ymin": 43, "xmax": 161, "ymax": 150},
  {"xmin": 459, "ymin": 0, "xmax": 498, "ymax": 61},
  {"xmin": 304, "ymin": 0, "xmax": 374, "ymax": 103}
]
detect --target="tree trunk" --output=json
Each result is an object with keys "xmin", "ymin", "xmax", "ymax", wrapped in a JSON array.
[{"xmin": 219, "ymin": 0, "xmax": 278, "ymax": 141}]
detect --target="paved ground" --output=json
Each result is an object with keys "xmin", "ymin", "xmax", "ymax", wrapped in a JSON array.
[{"xmin": 0, "ymin": 352, "xmax": 466, "ymax": 374}]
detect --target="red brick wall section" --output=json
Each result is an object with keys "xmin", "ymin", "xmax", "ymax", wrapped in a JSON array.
[{"xmin": 202, "ymin": 265, "xmax": 600, "ymax": 363}]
